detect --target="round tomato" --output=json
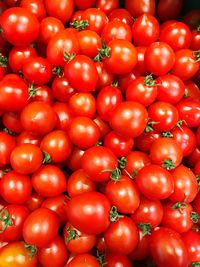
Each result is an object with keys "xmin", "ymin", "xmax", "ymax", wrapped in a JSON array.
[
  {"xmin": 104, "ymin": 253, "xmax": 132, "ymax": 267},
  {"xmin": 20, "ymin": 0, "xmax": 46, "ymax": 21},
  {"xmin": 125, "ymin": 0, "xmax": 155, "ymax": 17},
  {"xmin": 0, "ymin": 131, "xmax": 16, "ymax": 167},
  {"xmin": 158, "ymin": 0, "xmax": 183, "ymax": 21},
  {"xmin": 66, "ymin": 253, "xmax": 100, "ymax": 267},
  {"xmin": 182, "ymin": 230, "xmax": 200, "ymax": 263}
]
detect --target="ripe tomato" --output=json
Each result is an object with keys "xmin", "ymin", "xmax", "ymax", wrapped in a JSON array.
[
  {"xmin": 74, "ymin": 0, "xmax": 96, "ymax": 10},
  {"xmin": 52, "ymin": 76, "xmax": 76, "ymax": 103},
  {"xmin": 38, "ymin": 235, "xmax": 69, "ymax": 267},
  {"xmin": 0, "ymin": 131, "xmax": 16, "ymax": 167},
  {"xmin": 157, "ymin": 0, "xmax": 183, "ymax": 21},
  {"xmin": 23, "ymin": 207, "xmax": 59, "ymax": 247},
  {"xmin": 150, "ymin": 227, "xmax": 189, "ymax": 267},
  {"xmin": 25, "ymin": 192, "xmax": 44, "ymax": 212},
  {"xmin": 96, "ymin": 0, "xmax": 119, "ymax": 15},
  {"xmin": 95, "ymin": 61, "xmax": 114, "ymax": 90},
  {"xmin": 29, "ymin": 85, "xmax": 54, "ymax": 105},
  {"xmin": 134, "ymin": 130, "xmax": 161, "ymax": 152},
  {"xmin": 67, "ymin": 192, "xmax": 111, "ymax": 235},
  {"xmin": 0, "ymin": 241, "xmax": 37, "ymax": 267},
  {"xmin": 2, "ymin": 111, "xmax": 23, "ymax": 133},
  {"xmin": 0, "ymin": 7, "xmax": 39, "ymax": 46},
  {"xmin": 104, "ymin": 216, "xmax": 139, "ymax": 254},
  {"xmin": 145, "ymin": 42, "xmax": 175, "ymax": 76},
  {"xmin": 104, "ymin": 253, "xmax": 132, "ymax": 267},
  {"xmin": 136, "ymin": 164, "xmax": 174, "ymax": 200},
  {"xmin": 108, "ymin": 8, "xmax": 133, "ymax": 26},
  {"xmin": 32, "ymin": 164, "xmax": 67, "ymax": 197},
  {"xmin": 0, "ymin": 170, "xmax": 32, "ymax": 204},
  {"xmin": 64, "ymin": 222, "xmax": 97, "ymax": 254},
  {"xmin": 20, "ymin": 0, "xmax": 46, "ymax": 21},
  {"xmin": 67, "ymin": 146, "xmax": 85, "ymax": 171},
  {"xmin": 66, "ymin": 253, "xmax": 100, "ymax": 267},
  {"xmin": 16, "ymin": 131, "xmax": 42, "ymax": 146},
  {"xmin": 10, "ymin": 144, "xmax": 43, "ymax": 175},
  {"xmin": 182, "ymin": 230, "xmax": 200, "ymax": 263},
  {"xmin": 125, "ymin": 0, "xmax": 155, "ymax": 17}
]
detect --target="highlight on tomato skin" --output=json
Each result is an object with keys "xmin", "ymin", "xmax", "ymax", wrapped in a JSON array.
[{"xmin": 0, "ymin": 0, "xmax": 199, "ymax": 266}]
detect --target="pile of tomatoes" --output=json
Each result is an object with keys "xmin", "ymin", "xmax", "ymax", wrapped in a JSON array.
[{"xmin": 0, "ymin": 0, "xmax": 200, "ymax": 266}]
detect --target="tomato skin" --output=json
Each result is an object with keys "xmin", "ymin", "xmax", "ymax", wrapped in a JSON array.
[
  {"xmin": 145, "ymin": 42, "xmax": 175, "ymax": 76},
  {"xmin": 64, "ymin": 55, "xmax": 98, "ymax": 92},
  {"xmin": 182, "ymin": 230, "xmax": 200, "ymax": 263},
  {"xmin": 104, "ymin": 253, "xmax": 132, "ymax": 267},
  {"xmin": 38, "ymin": 235, "xmax": 69, "ymax": 267},
  {"xmin": 64, "ymin": 222, "xmax": 97, "ymax": 254},
  {"xmin": 134, "ymin": 130, "xmax": 161, "ymax": 152},
  {"xmin": 95, "ymin": 62, "xmax": 114, "ymax": 90},
  {"xmin": 40, "ymin": 130, "xmax": 72, "ymax": 163},
  {"xmin": 44, "ymin": 0, "xmax": 74, "ymax": 24},
  {"xmin": 169, "ymin": 165, "xmax": 198, "ymax": 203},
  {"xmin": 110, "ymin": 101, "xmax": 148, "ymax": 138},
  {"xmin": 16, "ymin": 131, "xmax": 41, "ymax": 146},
  {"xmin": 125, "ymin": 0, "xmax": 155, "ymax": 17},
  {"xmin": 20, "ymin": 0, "xmax": 46, "ymax": 21},
  {"xmin": 0, "ymin": 132, "xmax": 16, "ymax": 167},
  {"xmin": 0, "ymin": 7, "xmax": 39, "ymax": 46},
  {"xmin": 108, "ymin": 8, "xmax": 133, "ymax": 26},
  {"xmin": 67, "ymin": 169, "xmax": 96, "ymax": 198},
  {"xmin": 74, "ymin": 0, "xmax": 96, "ymax": 10},
  {"xmin": 32, "ymin": 164, "xmax": 67, "ymax": 197},
  {"xmin": 10, "ymin": 144, "xmax": 43, "ymax": 175},
  {"xmin": 52, "ymin": 76, "xmax": 76, "ymax": 103},
  {"xmin": 66, "ymin": 253, "xmax": 100, "ymax": 267},
  {"xmin": 135, "ymin": 46, "xmax": 148, "ymax": 75},
  {"xmin": 53, "ymin": 102, "xmax": 74, "ymax": 132},
  {"xmin": 23, "ymin": 207, "xmax": 59, "ymax": 247},
  {"xmin": 150, "ymin": 227, "xmax": 189, "ymax": 267},
  {"xmin": 0, "ymin": 170, "xmax": 32, "ymax": 205},
  {"xmin": 0, "ymin": 241, "xmax": 37, "ymax": 267},
  {"xmin": 67, "ymin": 146, "xmax": 85, "ymax": 171},
  {"xmin": 157, "ymin": 0, "xmax": 183, "ymax": 21},
  {"xmin": 104, "ymin": 216, "xmax": 139, "ymax": 254},
  {"xmin": 30, "ymin": 85, "xmax": 54, "ymax": 105},
  {"xmin": 104, "ymin": 40, "xmax": 137, "ymax": 75},
  {"xmin": 20, "ymin": 101, "xmax": 57, "ymax": 136},
  {"xmin": 132, "ymin": 14, "xmax": 159, "ymax": 46},
  {"xmin": 25, "ymin": 192, "xmax": 44, "ymax": 212},
  {"xmin": 81, "ymin": 146, "xmax": 118, "ymax": 182},
  {"xmin": 136, "ymin": 164, "xmax": 174, "ymax": 200},
  {"xmin": 131, "ymin": 196, "xmax": 163, "ymax": 228},
  {"xmin": 105, "ymin": 175, "xmax": 140, "ymax": 214},
  {"xmin": 190, "ymin": 29, "xmax": 200, "ymax": 50},
  {"xmin": 67, "ymin": 192, "xmax": 111, "ymax": 235},
  {"xmin": 97, "ymin": 85, "xmax": 123, "ymax": 121}
]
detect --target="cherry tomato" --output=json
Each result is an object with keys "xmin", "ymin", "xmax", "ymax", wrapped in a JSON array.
[
  {"xmin": 108, "ymin": 8, "xmax": 133, "ymax": 27},
  {"xmin": 2, "ymin": 111, "xmax": 24, "ymax": 134},
  {"xmin": 20, "ymin": 0, "xmax": 46, "ymax": 21},
  {"xmin": 157, "ymin": 0, "xmax": 183, "ymax": 21},
  {"xmin": 182, "ymin": 230, "xmax": 200, "ymax": 263},
  {"xmin": 125, "ymin": 0, "xmax": 155, "ymax": 17},
  {"xmin": 66, "ymin": 253, "xmax": 100, "ymax": 267},
  {"xmin": 0, "ymin": 131, "xmax": 16, "ymax": 167}
]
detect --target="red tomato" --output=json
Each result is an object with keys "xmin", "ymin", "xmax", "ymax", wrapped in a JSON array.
[
  {"xmin": 52, "ymin": 76, "xmax": 76, "ymax": 103},
  {"xmin": 67, "ymin": 146, "xmax": 85, "ymax": 171},
  {"xmin": 94, "ymin": 116, "xmax": 111, "ymax": 139},
  {"xmin": 2, "ymin": 111, "xmax": 23, "ymax": 134},
  {"xmin": 0, "ymin": 131, "xmax": 16, "ymax": 167},
  {"xmin": 134, "ymin": 130, "xmax": 161, "ymax": 152},
  {"xmin": 66, "ymin": 253, "xmax": 100, "ymax": 267},
  {"xmin": 74, "ymin": 0, "xmax": 96, "ymax": 10},
  {"xmin": 25, "ymin": 192, "xmax": 44, "ymax": 212},
  {"xmin": 97, "ymin": 0, "xmax": 119, "ymax": 15},
  {"xmin": 125, "ymin": 0, "xmax": 155, "ymax": 17},
  {"xmin": 190, "ymin": 29, "xmax": 200, "ymax": 50},
  {"xmin": 136, "ymin": 164, "xmax": 174, "ymax": 200},
  {"xmin": 32, "ymin": 165, "xmax": 67, "ymax": 197},
  {"xmin": 104, "ymin": 253, "xmax": 132, "ymax": 267},
  {"xmin": 182, "ymin": 230, "xmax": 200, "ymax": 263},
  {"xmin": 29, "ymin": 85, "xmax": 54, "ymax": 105},
  {"xmin": 108, "ymin": 8, "xmax": 133, "ymax": 27},
  {"xmin": 20, "ymin": 0, "xmax": 46, "ymax": 21},
  {"xmin": 157, "ymin": 0, "xmax": 183, "ymax": 21},
  {"xmin": 0, "ymin": 7, "xmax": 39, "ymax": 46},
  {"xmin": 23, "ymin": 207, "xmax": 59, "ymax": 247},
  {"xmin": 16, "ymin": 131, "xmax": 42, "ymax": 146},
  {"xmin": 135, "ymin": 46, "xmax": 148, "ymax": 75},
  {"xmin": 95, "ymin": 61, "xmax": 114, "ymax": 90},
  {"xmin": 38, "ymin": 235, "xmax": 69, "ymax": 267},
  {"xmin": 0, "ymin": 170, "xmax": 32, "ymax": 204},
  {"xmin": 150, "ymin": 227, "xmax": 189, "ymax": 267},
  {"xmin": 67, "ymin": 192, "xmax": 111, "ymax": 235}
]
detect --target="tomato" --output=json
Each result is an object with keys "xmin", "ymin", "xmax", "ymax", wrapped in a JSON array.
[
  {"xmin": 0, "ymin": 170, "xmax": 32, "ymax": 204},
  {"xmin": 0, "ymin": 241, "xmax": 37, "ymax": 267},
  {"xmin": 172, "ymin": 49, "xmax": 199, "ymax": 80},
  {"xmin": 47, "ymin": 29, "xmax": 79, "ymax": 67},
  {"xmin": 0, "ymin": 205, "xmax": 29, "ymax": 242},
  {"xmin": 145, "ymin": 42, "xmax": 175, "ymax": 76},
  {"xmin": 97, "ymin": 0, "xmax": 119, "ymax": 15},
  {"xmin": 150, "ymin": 227, "xmax": 189, "ymax": 267},
  {"xmin": 40, "ymin": 130, "xmax": 72, "ymax": 163},
  {"xmin": 126, "ymin": 76, "xmax": 158, "ymax": 107},
  {"xmin": 108, "ymin": 8, "xmax": 133, "ymax": 26},
  {"xmin": 16, "ymin": 131, "xmax": 41, "ymax": 146},
  {"xmin": 125, "ymin": 0, "xmax": 155, "ymax": 17},
  {"xmin": 53, "ymin": 102, "xmax": 74, "ymax": 132},
  {"xmin": 77, "ymin": 30, "xmax": 102, "ymax": 58},
  {"xmin": 101, "ymin": 20, "xmax": 132, "ymax": 44},
  {"xmin": 82, "ymin": 8, "xmax": 108, "ymax": 35},
  {"xmin": 38, "ymin": 235, "xmax": 68, "ymax": 267},
  {"xmin": 2, "ymin": 112, "xmax": 22, "ymax": 134},
  {"xmin": 95, "ymin": 61, "xmax": 114, "ymax": 90},
  {"xmin": 182, "ymin": 230, "xmax": 200, "ymax": 263},
  {"xmin": 157, "ymin": 0, "xmax": 183, "ymax": 21},
  {"xmin": 20, "ymin": 101, "xmax": 57, "ymax": 136},
  {"xmin": 67, "ymin": 192, "xmax": 111, "ymax": 235},
  {"xmin": 134, "ymin": 130, "xmax": 161, "ymax": 152},
  {"xmin": 131, "ymin": 196, "xmax": 164, "ymax": 228},
  {"xmin": 67, "ymin": 169, "xmax": 96, "ymax": 198},
  {"xmin": 136, "ymin": 164, "xmax": 174, "ymax": 200},
  {"xmin": 0, "ymin": 74, "xmax": 29, "ymax": 112},
  {"xmin": 22, "ymin": 56, "xmax": 52, "ymax": 85},
  {"xmin": 64, "ymin": 222, "xmax": 97, "ymax": 254},
  {"xmin": 104, "ymin": 216, "xmax": 139, "ymax": 254},
  {"xmin": 155, "ymin": 74, "xmax": 185, "ymax": 104},
  {"xmin": 68, "ymin": 116, "xmax": 100, "ymax": 149},
  {"xmin": 0, "ymin": 7, "xmax": 39, "ymax": 46},
  {"xmin": 74, "ymin": 0, "xmax": 96, "ymax": 10},
  {"xmin": 176, "ymin": 99, "xmax": 200, "ymax": 128},
  {"xmin": 0, "ymin": 131, "xmax": 16, "ymax": 167},
  {"xmin": 66, "ymin": 253, "xmax": 100, "ymax": 267},
  {"xmin": 134, "ymin": 47, "xmax": 148, "ymax": 75},
  {"xmin": 20, "ymin": 0, "xmax": 46, "ymax": 21},
  {"xmin": 160, "ymin": 21, "xmax": 192, "ymax": 51},
  {"xmin": 8, "ymin": 45, "xmax": 37, "ymax": 73},
  {"xmin": 97, "ymin": 85, "xmax": 123, "ymax": 121},
  {"xmin": 110, "ymin": 101, "xmax": 148, "ymax": 138},
  {"xmin": 52, "ymin": 76, "xmax": 76, "ymax": 103},
  {"xmin": 32, "ymin": 164, "xmax": 67, "ymax": 197},
  {"xmin": 10, "ymin": 144, "xmax": 43, "ymax": 175},
  {"xmin": 104, "ymin": 131, "xmax": 134, "ymax": 157},
  {"xmin": 64, "ymin": 55, "xmax": 98, "ymax": 92},
  {"xmin": 191, "ymin": 27, "xmax": 200, "ymax": 51},
  {"xmin": 25, "ymin": 192, "xmax": 44, "ymax": 212},
  {"xmin": 94, "ymin": 116, "xmax": 111, "ymax": 139},
  {"xmin": 104, "ymin": 253, "xmax": 132, "ymax": 267},
  {"xmin": 44, "ymin": 0, "xmax": 74, "ymax": 24},
  {"xmin": 41, "ymin": 195, "xmax": 68, "ymax": 226},
  {"xmin": 81, "ymin": 146, "xmax": 118, "ymax": 182},
  {"xmin": 67, "ymin": 146, "xmax": 85, "ymax": 171},
  {"xmin": 148, "ymin": 101, "xmax": 179, "ymax": 132},
  {"xmin": 184, "ymin": 10, "xmax": 200, "ymax": 30},
  {"xmin": 105, "ymin": 175, "xmax": 140, "ymax": 214},
  {"xmin": 23, "ymin": 207, "xmax": 59, "ymax": 247},
  {"xmin": 104, "ymin": 39, "xmax": 137, "ymax": 75},
  {"xmin": 169, "ymin": 165, "xmax": 198, "ymax": 203},
  {"xmin": 29, "ymin": 85, "xmax": 54, "ymax": 105},
  {"xmin": 186, "ymin": 147, "xmax": 200, "ymax": 167}
]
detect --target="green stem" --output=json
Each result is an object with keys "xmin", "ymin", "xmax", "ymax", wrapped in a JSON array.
[
  {"xmin": 94, "ymin": 41, "xmax": 111, "ymax": 62},
  {"xmin": 65, "ymin": 228, "xmax": 79, "ymax": 245},
  {"xmin": 109, "ymin": 206, "xmax": 124, "ymax": 222},
  {"xmin": 162, "ymin": 159, "xmax": 175, "ymax": 170},
  {"xmin": 70, "ymin": 19, "xmax": 89, "ymax": 30},
  {"xmin": 42, "ymin": 151, "xmax": 51, "ymax": 164},
  {"xmin": 0, "ymin": 209, "xmax": 12, "ymax": 233},
  {"xmin": 138, "ymin": 222, "xmax": 151, "ymax": 236},
  {"xmin": 24, "ymin": 243, "xmax": 37, "ymax": 258}
]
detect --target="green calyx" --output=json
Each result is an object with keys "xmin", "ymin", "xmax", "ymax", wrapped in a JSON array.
[
  {"xmin": 162, "ymin": 159, "xmax": 175, "ymax": 170},
  {"xmin": 94, "ymin": 41, "xmax": 111, "ymax": 62},
  {"xmin": 42, "ymin": 151, "xmax": 51, "ymax": 164},
  {"xmin": 138, "ymin": 222, "xmax": 151, "ymax": 236},
  {"xmin": 70, "ymin": 19, "xmax": 89, "ymax": 30},
  {"xmin": 0, "ymin": 209, "xmax": 12, "ymax": 233},
  {"xmin": 24, "ymin": 243, "xmax": 37, "ymax": 258},
  {"xmin": 144, "ymin": 121, "xmax": 158, "ymax": 133},
  {"xmin": 65, "ymin": 228, "xmax": 79, "ymax": 245},
  {"xmin": 64, "ymin": 51, "xmax": 76, "ymax": 63},
  {"xmin": 109, "ymin": 206, "xmax": 124, "ymax": 222},
  {"xmin": 161, "ymin": 132, "xmax": 173, "ymax": 138},
  {"xmin": 0, "ymin": 55, "xmax": 8, "ymax": 67}
]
